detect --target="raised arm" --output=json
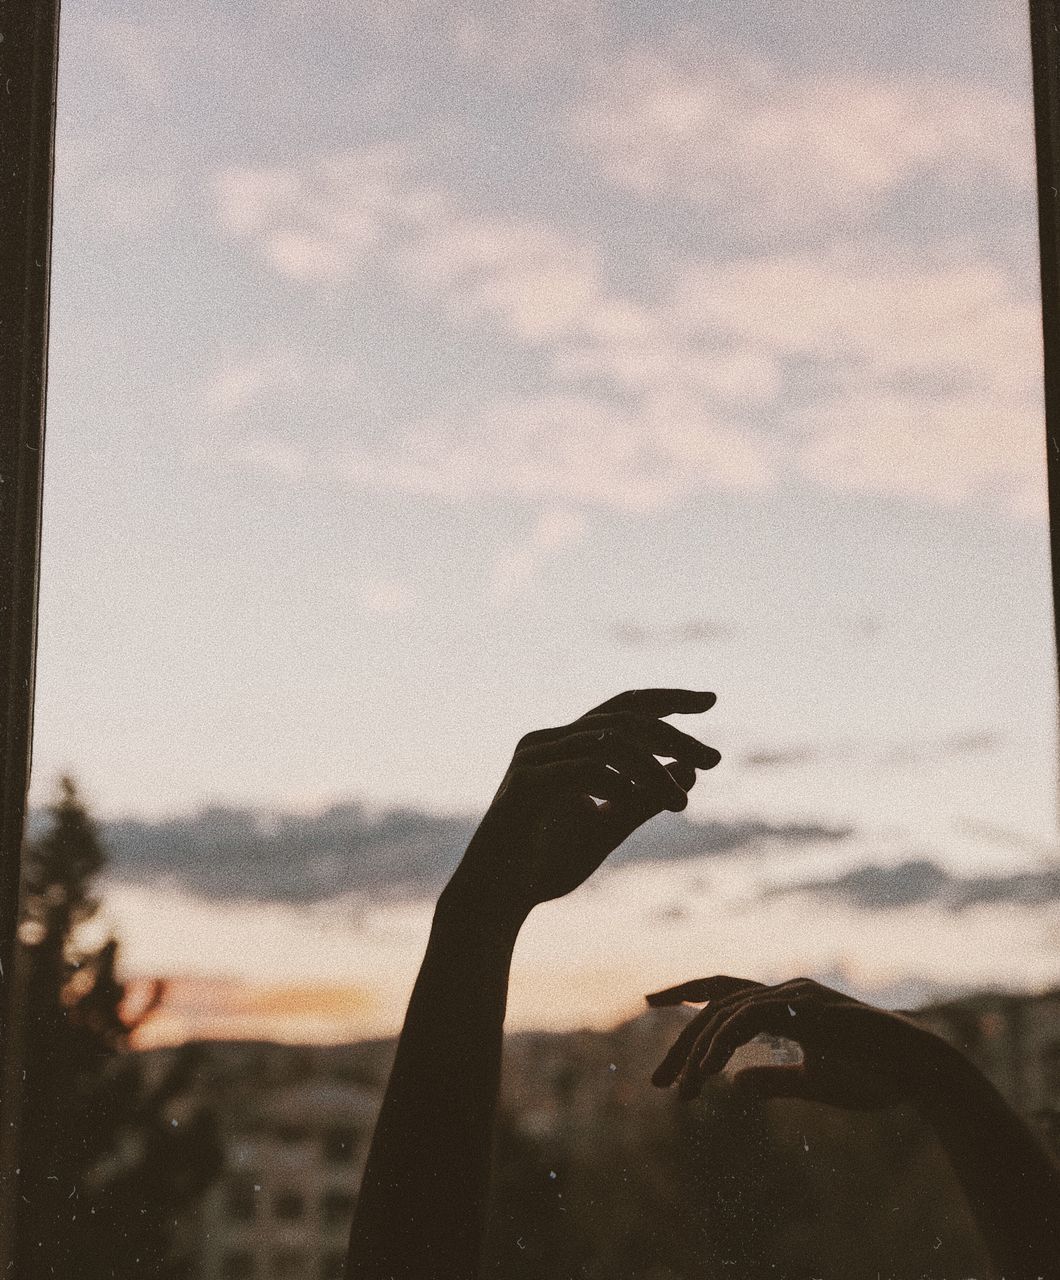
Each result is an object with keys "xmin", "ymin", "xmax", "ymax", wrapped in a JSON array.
[
  {"xmin": 345, "ymin": 689, "xmax": 720, "ymax": 1280},
  {"xmin": 648, "ymin": 975, "xmax": 1060, "ymax": 1279}
]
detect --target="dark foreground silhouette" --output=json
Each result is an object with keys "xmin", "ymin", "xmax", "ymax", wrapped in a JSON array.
[{"xmin": 345, "ymin": 690, "xmax": 1060, "ymax": 1279}]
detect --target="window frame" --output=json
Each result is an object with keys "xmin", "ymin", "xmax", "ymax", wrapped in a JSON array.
[
  {"xmin": 1031, "ymin": 0, "xmax": 1060, "ymax": 692},
  {"xmin": 2, "ymin": 3, "xmax": 1060, "ymax": 1274},
  {"xmin": 0, "ymin": 2, "xmax": 62, "ymax": 1272}
]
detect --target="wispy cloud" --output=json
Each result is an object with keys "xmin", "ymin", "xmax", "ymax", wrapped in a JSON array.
[
  {"xmin": 214, "ymin": 139, "xmax": 1040, "ymax": 520},
  {"xmin": 675, "ymin": 252, "xmax": 1044, "ymax": 514},
  {"xmin": 740, "ymin": 730, "xmax": 1003, "ymax": 771},
  {"xmin": 229, "ymin": 392, "xmax": 772, "ymax": 512},
  {"xmin": 396, "ymin": 216, "xmax": 602, "ymax": 344},
  {"xmin": 742, "ymin": 746, "xmax": 819, "ymax": 770},
  {"xmin": 612, "ymin": 618, "xmax": 735, "ymax": 648},
  {"xmin": 579, "ymin": 59, "xmax": 1028, "ymax": 231},
  {"xmin": 66, "ymin": 801, "xmax": 853, "ymax": 907},
  {"xmin": 216, "ymin": 146, "xmax": 434, "ymax": 283},
  {"xmin": 771, "ymin": 857, "xmax": 1060, "ymax": 913}
]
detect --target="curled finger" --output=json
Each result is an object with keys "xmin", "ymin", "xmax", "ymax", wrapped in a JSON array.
[
  {"xmin": 585, "ymin": 689, "xmax": 717, "ymax": 719},
  {"xmin": 646, "ymin": 974, "xmax": 764, "ymax": 1008},
  {"xmin": 691, "ymin": 995, "xmax": 818, "ymax": 1091},
  {"xmin": 650, "ymin": 1003, "xmax": 716, "ymax": 1088},
  {"xmin": 530, "ymin": 757, "xmax": 635, "ymax": 806}
]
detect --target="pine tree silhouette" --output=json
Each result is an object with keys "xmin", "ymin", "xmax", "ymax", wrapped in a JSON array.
[{"xmin": 16, "ymin": 777, "xmax": 222, "ymax": 1279}]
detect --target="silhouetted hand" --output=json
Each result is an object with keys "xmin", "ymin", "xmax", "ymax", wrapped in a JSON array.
[
  {"xmin": 647, "ymin": 975, "xmax": 964, "ymax": 1109},
  {"xmin": 446, "ymin": 689, "xmax": 720, "ymax": 921},
  {"xmin": 349, "ymin": 689, "xmax": 721, "ymax": 1280},
  {"xmin": 647, "ymin": 976, "xmax": 1060, "ymax": 1278}
]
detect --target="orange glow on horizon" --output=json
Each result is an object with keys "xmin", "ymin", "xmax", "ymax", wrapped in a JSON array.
[{"xmin": 129, "ymin": 975, "xmax": 379, "ymax": 1048}]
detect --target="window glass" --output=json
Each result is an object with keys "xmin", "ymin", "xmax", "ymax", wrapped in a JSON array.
[
  {"xmin": 222, "ymin": 1251, "xmax": 256, "ymax": 1280},
  {"xmin": 273, "ymin": 1189, "xmax": 305, "ymax": 1221},
  {"xmin": 36, "ymin": 2, "xmax": 1053, "ymax": 1276}
]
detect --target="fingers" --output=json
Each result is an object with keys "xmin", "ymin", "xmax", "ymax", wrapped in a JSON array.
[
  {"xmin": 585, "ymin": 689, "xmax": 717, "ymax": 719},
  {"xmin": 646, "ymin": 975, "xmax": 763, "ymax": 1008},
  {"xmin": 604, "ymin": 735, "xmax": 689, "ymax": 812},
  {"xmin": 679, "ymin": 996, "xmax": 812, "ymax": 1099},
  {"xmin": 513, "ymin": 693, "xmax": 721, "ymax": 819},
  {"xmin": 650, "ymin": 978, "xmax": 918, "ymax": 1109},
  {"xmin": 666, "ymin": 761, "xmax": 697, "ymax": 793},
  {"xmin": 526, "ymin": 758, "xmax": 636, "ymax": 807},
  {"xmin": 582, "ymin": 713, "xmax": 721, "ymax": 770},
  {"xmin": 600, "ymin": 759, "xmax": 700, "ymax": 847},
  {"xmin": 524, "ymin": 714, "xmax": 719, "ymax": 772},
  {"xmin": 649, "ymin": 977, "xmax": 767, "ymax": 1087},
  {"xmin": 651, "ymin": 1004, "xmax": 715, "ymax": 1087},
  {"xmin": 652, "ymin": 979, "xmax": 817, "ymax": 1093},
  {"xmin": 517, "ymin": 726, "xmax": 697, "ymax": 812}
]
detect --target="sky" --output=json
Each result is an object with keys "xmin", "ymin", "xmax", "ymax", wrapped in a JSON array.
[{"xmin": 29, "ymin": 0, "xmax": 1060, "ymax": 1044}]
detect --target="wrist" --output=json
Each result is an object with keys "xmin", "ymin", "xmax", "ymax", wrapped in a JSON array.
[
  {"xmin": 435, "ymin": 874, "xmax": 529, "ymax": 949},
  {"xmin": 913, "ymin": 1042, "xmax": 1014, "ymax": 1142}
]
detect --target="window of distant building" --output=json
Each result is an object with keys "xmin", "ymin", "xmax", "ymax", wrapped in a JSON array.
[
  {"xmin": 321, "ymin": 1189, "xmax": 355, "ymax": 1227},
  {"xmin": 319, "ymin": 1251, "xmax": 346, "ymax": 1280},
  {"xmin": 226, "ymin": 1173, "xmax": 260, "ymax": 1221},
  {"xmin": 322, "ymin": 1127, "xmax": 357, "ymax": 1163},
  {"xmin": 271, "ymin": 1247, "xmax": 307, "ymax": 1278},
  {"xmin": 274, "ymin": 1188, "xmax": 305, "ymax": 1220},
  {"xmin": 277, "ymin": 1123, "xmax": 309, "ymax": 1144},
  {"xmin": 1041, "ymin": 1040, "xmax": 1060, "ymax": 1097},
  {"xmin": 167, "ymin": 1255, "xmax": 198, "ymax": 1280},
  {"xmin": 222, "ymin": 1250, "xmax": 256, "ymax": 1280}
]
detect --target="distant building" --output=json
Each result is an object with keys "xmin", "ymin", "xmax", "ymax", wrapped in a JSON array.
[
  {"xmin": 148, "ymin": 1041, "xmax": 386, "ymax": 1280},
  {"xmin": 917, "ymin": 987, "xmax": 1060, "ymax": 1154},
  {"xmin": 152, "ymin": 989, "xmax": 1060, "ymax": 1276}
]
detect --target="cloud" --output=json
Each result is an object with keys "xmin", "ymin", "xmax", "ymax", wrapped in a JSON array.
[
  {"xmin": 211, "ymin": 152, "xmax": 774, "ymax": 509},
  {"xmin": 795, "ymin": 391, "xmax": 1044, "ymax": 511},
  {"xmin": 610, "ymin": 815, "xmax": 853, "ymax": 873},
  {"xmin": 612, "ymin": 618, "xmax": 735, "ymax": 648},
  {"xmin": 740, "ymin": 730, "xmax": 1003, "ymax": 771},
  {"xmin": 215, "ymin": 148, "xmax": 599, "ymax": 346},
  {"xmin": 396, "ymin": 217, "xmax": 602, "ymax": 344},
  {"xmin": 742, "ymin": 747, "xmax": 819, "ymax": 770},
  {"xmin": 213, "ymin": 129, "xmax": 1042, "ymax": 520},
  {"xmin": 489, "ymin": 509, "xmax": 586, "ymax": 603},
  {"xmin": 215, "ymin": 147, "xmax": 437, "ymax": 283},
  {"xmin": 771, "ymin": 857, "xmax": 1060, "ymax": 913},
  {"xmin": 579, "ymin": 59, "xmax": 1028, "ymax": 231},
  {"xmin": 38, "ymin": 801, "xmax": 853, "ymax": 907},
  {"xmin": 881, "ymin": 730, "xmax": 1003, "ymax": 766},
  {"xmin": 93, "ymin": 802, "xmax": 476, "ymax": 905},
  {"xmin": 674, "ymin": 253, "xmax": 1038, "ymax": 398},
  {"xmin": 672, "ymin": 251, "xmax": 1043, "ymax": 514},
  {"xmin": 346, "ymin": 394, "xmax": 772, "ymax": 508},
  {"xmin": 232, "ymin": 392, "xmax": 772, "ymax": 512}
]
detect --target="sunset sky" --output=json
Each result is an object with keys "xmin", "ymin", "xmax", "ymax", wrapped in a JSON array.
[{"xmin": 31, "ymin": 0, "xmax": 1060, "ymax": 1044}]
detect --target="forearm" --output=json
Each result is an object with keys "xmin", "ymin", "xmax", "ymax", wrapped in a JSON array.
[
  {"xmin": 346, "ymin": 882, "xmax": 525, "ymax": 1280},
  {"xmin": 923, "ymin": 1061, "xmax": 1060, "ymax": 1278}
]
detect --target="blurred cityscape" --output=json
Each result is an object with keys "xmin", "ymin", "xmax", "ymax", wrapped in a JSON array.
[{"xmin": 149, "ymin": 987, "xmax": 1060, "ymax": 1280}]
